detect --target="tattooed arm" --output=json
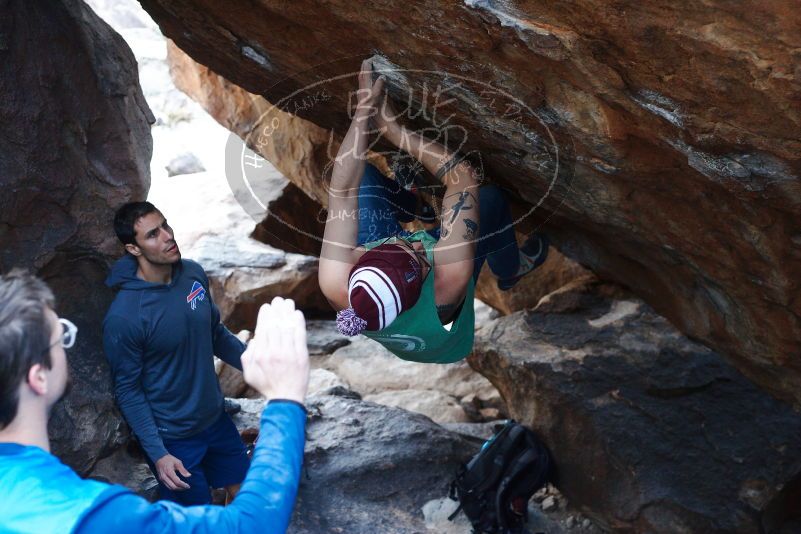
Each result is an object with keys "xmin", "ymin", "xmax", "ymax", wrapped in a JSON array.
[
  {"xmin": 319, "ymin": 59, "xmax": 384, "ymax": 310},
  {"xmin": 376, "ymin": 93, "xmax": 478, "ymax": 316},
  {"xmin": 431, "ymin": 178, "xmax": 479, "ymax": 315}
]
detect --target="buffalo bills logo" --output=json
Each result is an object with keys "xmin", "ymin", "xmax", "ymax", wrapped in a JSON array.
[{"xmin": 186, "ymin": 281, "xmax": 206, "ymax": 310}]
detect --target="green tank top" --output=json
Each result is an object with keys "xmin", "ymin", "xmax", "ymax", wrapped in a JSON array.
[{"xmin": 361, "ymin": 230, "xmax": 475, "ymax": 364}]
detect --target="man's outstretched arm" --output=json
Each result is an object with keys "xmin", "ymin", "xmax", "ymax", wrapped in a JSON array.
[
  {"xmin": 76, "ymin": 401, "xmax": 305, "ymax": 534},
  {"xmin": 319, "ymin": 59, "xmax": 385, "ymax": 310},
  {"xmin": 79, "ymin": 298, "xmax": 310, "ymax": 534}
]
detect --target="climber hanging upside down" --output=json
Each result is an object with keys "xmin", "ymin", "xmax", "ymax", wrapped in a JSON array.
[{"xmin": 318, "ymin": 59, "xmax": 549, "ymax": 363}]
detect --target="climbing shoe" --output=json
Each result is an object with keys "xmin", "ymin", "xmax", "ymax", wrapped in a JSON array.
[{"xmin": 497, "ymin": 233, "xmax": 549, "ymax": 291}]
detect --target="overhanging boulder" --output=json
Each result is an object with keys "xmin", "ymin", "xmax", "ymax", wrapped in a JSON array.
[{"xmin": 140, "ymin": 0, "xmax": 801, "ymax": 406}]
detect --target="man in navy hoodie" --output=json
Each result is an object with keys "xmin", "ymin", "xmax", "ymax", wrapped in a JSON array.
[
  {"xmin": 0, "ymin": 270, "xmax": 309, "ymax": 532},
  {"xmin": 103, "ymin": 201, "xmax": 251, "ymax": 505}
]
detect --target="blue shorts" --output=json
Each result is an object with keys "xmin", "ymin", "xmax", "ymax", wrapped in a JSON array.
[
  {"xmin": 148, "ymin": 411, "xmax": 249, "ymax": 505},
  {"xmin": 357, "ymin": 164, "xmax": 418, "ymax": 245},
  {"xmin": 357, "ymin": 179, "xmax": 519, "ymax": 281}
]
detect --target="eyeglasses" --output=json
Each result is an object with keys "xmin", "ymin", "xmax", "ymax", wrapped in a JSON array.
[
  {"xmin": 378, "ymin": 234, "xmax": 432, "ymax": 274},
  {"xmin": 49, "ymin": 318, "xmax": 78, "ymax": 350}
]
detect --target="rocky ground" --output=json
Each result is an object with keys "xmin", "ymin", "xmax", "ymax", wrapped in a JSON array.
[
  {"xmin": 92, "ymin": 316, "xmax": 602, "ymax": 533},
  {"xmin": 231, "ymin": 394, "xmax": 602, "ymax": 534}
]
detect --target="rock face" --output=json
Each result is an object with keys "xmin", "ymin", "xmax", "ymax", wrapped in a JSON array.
[
  {"xmin": 216, "ymin": 321, "xmax": 351, "ymax": 398},
  {"xmin": 232, "ymin": 394, "xmax": 481, "ymax": 533},
  {"xmin": 364, "ymin": 389, "xmax": 470, "ymax": 424},
  {"xmin": 200, "ymin": 241, "xmax": 327, "ymax": 332},
  {"xmin": 141, "ymin": 0, "xmax": 801, "ymax": 406},
  {"xmin": 222, "ymin": 318, "xmax": 503, "ymax": 424},
  {"xmin": 313, "ymin": 334, "xmax": 502, "ymax": 423},
  {"xmin": 167, "ymin": 40, "xmax": 336, "ymax": 259},
  {"xmin": 1, "ymin": 0, "xmax": 153, "ymax": 474},
  {"xmin": 89, "ymin": 443, "xmax": 158, "ymax": 501},
  {"xmin": 316, "ymin": 336, "xmax": 498, "ymax": 399},
  {"xmin": 250, "ymin": 182, "xmax": 326, "ymax": 257},
  {"xmin": 304, "ymin": 319, "xmax": 351, "ymax": 357},
  {"xmin": 469, "ymin": 290, "xmax": 801, "ymax": 532},
  {"xmin": 475, "ymin": 247, "xmax": 593, "ymax": 315},
  {"xmin": 166, "ymin": 42, "xmax": 335, "ymax": 208}
]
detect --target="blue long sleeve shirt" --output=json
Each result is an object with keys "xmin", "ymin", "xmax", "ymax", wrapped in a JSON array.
[
  {"xmin": 0, "ymin": 401, "xmax": 305, "ymax": 534},
  {"xmin": 103, "ymin": 255, "xmax": 246, "ymax": 462}
]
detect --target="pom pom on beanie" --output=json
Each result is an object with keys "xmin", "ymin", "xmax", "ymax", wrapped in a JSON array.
[{"xmin": 336, "ymin": 307, "xmax": 368, "ymax": 336}]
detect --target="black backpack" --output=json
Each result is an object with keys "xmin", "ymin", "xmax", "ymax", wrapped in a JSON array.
[{"xmin": 448, "ymin": 420, "xmax": 552, "ymax": 534}]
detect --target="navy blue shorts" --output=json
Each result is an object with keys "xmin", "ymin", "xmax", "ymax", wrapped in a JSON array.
[{"xmin": 148, "ymin": 411, "xmax": 249, "ymax": 505}]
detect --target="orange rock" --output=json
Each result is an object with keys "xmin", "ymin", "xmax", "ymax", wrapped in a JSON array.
[{"xmin": 475, "ymin": 247, "xmax": 592, "ymax": 315}]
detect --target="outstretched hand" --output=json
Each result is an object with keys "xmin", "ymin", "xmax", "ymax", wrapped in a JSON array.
[
  {"xmin": 241, "ymin": 297, "xmax": 309, "ymax": 402},
  {"xmin": 359, "ymin": 58, "xmax": 403, "ymax": 144},
  {"xmin": 354, "ymin": 58, "xmax": 385, "ymax": 120}
]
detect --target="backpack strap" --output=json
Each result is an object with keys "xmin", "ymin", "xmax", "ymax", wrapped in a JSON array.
[
  {"xmin": 447, "ymin": 502, "xmax": 463, "ymax": 522},
  {"xmin": 495, "ymin": 432, "xmax": 552, "ymax": 532},
  {"xmin": 460, "ymin": 423, "xmax": 526, "ymax": 494},
  {"xmin": 449, "ymin": 421, "xmax": 552, "ymax": 534},
  {"xmin": 495, "ymin": 448, "xmax": 540, "ymax": 532}
]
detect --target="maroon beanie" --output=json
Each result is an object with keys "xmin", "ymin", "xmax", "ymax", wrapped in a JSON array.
[{"xmin": 336, "ymin": 243, "xmax": 424, "ymax": 335}]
